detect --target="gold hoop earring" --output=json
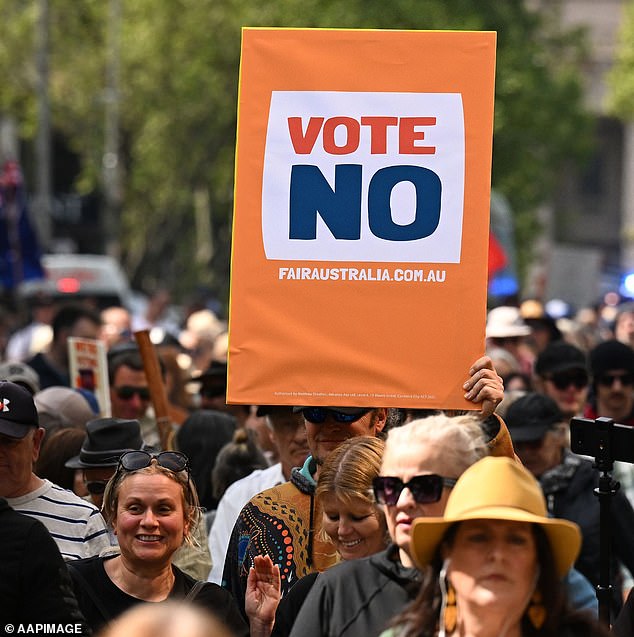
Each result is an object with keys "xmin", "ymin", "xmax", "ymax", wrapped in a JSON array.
[
  {"xmin": 444, "ymin": 581, "xmax": 457, "ymax": 633},
  {"xmin": 527, "ymin": 589, "xmax": 546, "ymax": 629}
]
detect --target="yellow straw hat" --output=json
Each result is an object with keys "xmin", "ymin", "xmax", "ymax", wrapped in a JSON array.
[{"xmin": 410, "ymin": 456, "xmax": 581, "ymax": 578}]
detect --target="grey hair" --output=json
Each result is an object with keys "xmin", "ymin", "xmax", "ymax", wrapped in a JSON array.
[{"xmin": 383, "ymin": 413, "xmax": 487, "ymax": 476}]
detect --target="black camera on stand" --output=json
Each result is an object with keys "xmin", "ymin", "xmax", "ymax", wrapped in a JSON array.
[{"xmin": 570, "ymin": 416, "xmax": 634, "ymax": 626}]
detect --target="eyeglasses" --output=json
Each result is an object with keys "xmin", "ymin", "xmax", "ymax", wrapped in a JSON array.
[
  {"xmin": 114, "ymin": 386, "xmax": 151, "ymax": 401},
  {"xmin": 372, "ymin": 474, "xmax": 457, "ymax": 506},
  {"xmin": 85, "ymin": 480, "xmax": 109, "ymax": 495},
  {"xmin": 546, "ymin": 370, "xmax": 588, "ymax": 390},
  {"xmin": 117, "ymin": 450, "xmax": 190, "ymax": 474},
  {"xmin": 301, "ymin": 407, "xmax": 372, "ymax": 424},
  {"xmin": 597, "ymin": 373, "xmax": 634, "ymax": 388},
  {"xmin": 514, "ymin": 438, "xmax": 546, "ymax": 451}
]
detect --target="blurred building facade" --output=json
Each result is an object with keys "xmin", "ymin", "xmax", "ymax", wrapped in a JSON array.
[{"xmin": 528, "ymin": 0, "xmax": 633, "ymax": 305}]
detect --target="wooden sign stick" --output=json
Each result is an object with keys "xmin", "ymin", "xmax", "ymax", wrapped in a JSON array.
[{"xmin": 134, "ymin": 329, "xmax": 172, "ymax": 450}]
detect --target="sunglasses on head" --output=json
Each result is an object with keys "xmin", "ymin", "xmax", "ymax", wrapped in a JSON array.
[
  {"xmin": 117, "ymin": 450, "xmax": 190, "ymax": 475},
  {"xmin": 114, "ymin": 386, "xmax": 151, "ymax": 401},
  {"xmin": 301, "ymin": 407, "xmax": 371, "ymax": 424},
  {"xmin": 546, "ymin": 370, "xmax": 588, "ymax": 391},
  {"xmin": 85, "ymin": 480, "xmax": 109, "ymax": 495},
  {"xmin": 597, "ymin": 372, "xmax": 634, "ymax": 388},
  {"xmin": 373, "ymin": 474, "xmax": 457, "ymax": 506}
]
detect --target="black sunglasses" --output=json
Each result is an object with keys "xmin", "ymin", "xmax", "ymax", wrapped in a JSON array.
[
  {"xmin": 114, "ymin": 386, "xmax": 151, "ymax": 401},
  {"xmin": 117, "ymin": 450, "xmax": 190, "ymax": 475},
  {"xmin": 373, "ymin": 474, "xmax": 457, "ymax": 506},
  {"xmin": 301, "ymin": 407, "xmax": 371, "ymax": 424},
  {"xmin": 85, "ymin": 480, "xmax": 109, "ymax": 495},
  {"xmin": 597, "ymin": 372, "xmax": 634, "ymax": 388},
  {"xmin": 546, "ymin": 370, "xmax": 588, "ymax": 391}
]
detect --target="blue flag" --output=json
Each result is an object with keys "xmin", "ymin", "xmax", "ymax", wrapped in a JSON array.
[{"xmin": 0, "ymin": 160, "xmax": 44, "ymax": 289}]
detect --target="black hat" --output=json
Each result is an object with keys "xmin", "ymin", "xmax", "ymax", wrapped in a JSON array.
[
  {"xmin": 65, "ymin": 417, "xmax": 143, "ymax": 469},
  {"xmin": 535, "ymin": 342, "xmax": 587, "ymax": 377},
  {"xmin": 0, "ymin": 381, "xmax": 39, "ymax": 438},
  {"xmin": 505, "ymin": 393, "xmax": 564, "ymax": 442},
  {"xmin": 589, "ymin": 340, "xmax": 634, "ymax": 378},
  {"xmin": 190, "ymin": 360, "xmax": 227, "ymax": 383}
]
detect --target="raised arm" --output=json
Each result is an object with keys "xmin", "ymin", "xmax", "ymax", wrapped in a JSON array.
[{"xmin": 245, "ymin": 554, "xmax": 281, "ymax": 637}]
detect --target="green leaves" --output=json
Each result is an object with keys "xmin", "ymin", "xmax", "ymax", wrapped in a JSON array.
[{"xmin": 0, "ymin": 0, "xmax": 594, "ymax": 304}]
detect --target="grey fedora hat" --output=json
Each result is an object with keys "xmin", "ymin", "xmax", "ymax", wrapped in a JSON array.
[{"xmin": 65, "ymin": 417, "xmax": 143, "ymax": 469}]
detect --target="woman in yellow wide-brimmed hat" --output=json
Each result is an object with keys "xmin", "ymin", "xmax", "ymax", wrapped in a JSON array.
[{"xmin": 382, "ymin": 456, "xmax": 609, "ymax": 637}]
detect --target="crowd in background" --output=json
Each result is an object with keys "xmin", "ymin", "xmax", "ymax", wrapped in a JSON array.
[{"xmin": 3, "ymin": 289, "xmax": 634, "ymax": 635}]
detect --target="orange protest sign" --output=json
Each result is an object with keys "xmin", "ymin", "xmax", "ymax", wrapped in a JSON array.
[{"xmin": 228, "ymin": 28, "xmax": 496, "ymax": 409}]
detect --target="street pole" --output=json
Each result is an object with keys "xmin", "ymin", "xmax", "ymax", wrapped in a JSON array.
[
  {"xmin": 34, "ymin": 0, "xmax": 52, "ymax": 250},
  {"xmin": 103, "ymin": 0, "xmax": 122, "ymax": 259}
]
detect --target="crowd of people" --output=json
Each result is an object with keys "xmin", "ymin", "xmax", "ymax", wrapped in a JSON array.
[{"xmin": 3, "ymin": 293, "xmax": 634, "ymax": 636}]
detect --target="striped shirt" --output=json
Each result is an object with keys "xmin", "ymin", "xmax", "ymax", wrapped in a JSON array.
[{"xmin": 7, "ymin": 479, "xmax": 112, "ymax": 561}]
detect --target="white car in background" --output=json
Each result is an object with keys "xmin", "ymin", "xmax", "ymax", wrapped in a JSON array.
[{"xmin": 17, "ymin": 253, "xmax": 135, "ymax": 310}]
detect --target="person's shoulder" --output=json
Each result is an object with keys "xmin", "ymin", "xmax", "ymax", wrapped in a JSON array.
[
  {"xmin": 249, "ymin": 478, "xmax": 299, "ymax": 504},
  {"xmin": 317, "ymin": 552, "xmax": 378, "ymax": 583},
  {"xmin": 0, "ymin": 502, "xmax": 51, "ymax": 552},
  {"xmin": 175, "ymin": 565, "xmax": 231, "ymax": 599},
  {"xmin": 41, "ymin": 481, "xmax": 102, "ymax": 514},
  {"xmin": 0, "ymin": 498, "xmax": 35, "ymax": 528},
  {"xmin": 25, "ymin": 351, "xmax": 46, "ymax": 367},
  {"xmin": 66, "ymin": 554, "xmax": 106, "ymax": 577},
  {"xmin": 224, "ymin": 463, "xmax": 284, "ymax": 499}
]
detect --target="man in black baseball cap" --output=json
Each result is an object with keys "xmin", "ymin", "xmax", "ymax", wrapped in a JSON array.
[
  {"xmin": 505, "ymin": 392, "xmax": 567, "ymax": 478},
  {"xmin": 533, "ymin": 341, "xmax": 589, "ymax": 419},
  {"xmin": 0, "ymin": 381, "xmax": 111, "ymax": 560},
  {"xmin": 0, "ymin": 380, "xmax": 40, "ymax": 439}
]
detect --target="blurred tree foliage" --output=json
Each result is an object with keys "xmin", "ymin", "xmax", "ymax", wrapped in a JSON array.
[
  {"xmin": 0, "ymin": 0, "xmax": 593, "ymax": 309},
  {"xmin": 607, "ymin": 1, "xmax": 634, "ymax": 119}
]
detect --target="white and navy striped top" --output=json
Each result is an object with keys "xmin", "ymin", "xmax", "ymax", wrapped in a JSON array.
[{"xmin": 6, "ymin": 479, "xmax": 112, "ymax": 561}]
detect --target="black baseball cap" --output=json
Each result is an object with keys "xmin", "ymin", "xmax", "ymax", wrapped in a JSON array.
[
  {"xmin": 535, "ymin": 342, "xmax": 587, "ymax": 377},
  {"xmin": 505, "ymin": 393, "xmax": 564, "ymax": 442},
  {"xmin": 0, "ymin": 381, "xmax": 39, "ymax": 439}
]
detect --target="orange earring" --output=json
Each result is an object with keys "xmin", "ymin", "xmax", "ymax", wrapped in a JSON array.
[
  {"xmin": 527, "ymin": 589, "xmax": 546, "ymax": 629},
  {"xmin": 444, "ymin": 582, "xmax": 457, "ymax": 633}
]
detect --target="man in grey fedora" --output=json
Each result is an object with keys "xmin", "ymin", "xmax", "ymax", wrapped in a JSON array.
[
  {"xmin": 66, "ymin": 417, "xmax": 144, "ymax": 509},
  {"xmin": 68, "ymin": 415, "xmax": 214, "ymax": 580}
]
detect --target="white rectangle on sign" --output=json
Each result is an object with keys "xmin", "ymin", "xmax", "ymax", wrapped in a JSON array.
[{"xmin": 262, "ymin": 91, "xmax": 465, "ymax": 263}]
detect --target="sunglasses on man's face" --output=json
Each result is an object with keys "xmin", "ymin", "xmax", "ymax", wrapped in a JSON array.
[
  {"xmin": 113, "ymin": 386, "xmax": 151, "ymax": 401},
  {"xmin": 546, "ymin": 370, "xmax": 588, "ymax": 391},
  {"xmin": 372, "ymin": 474, "xmax": 457, "ymax": 506},
  {"xmin": 301, "ymin": 407, "xmax": 371, "ymax": 424},
  {"xmin": 117, "ymin": 450, "xmax": 190, "ymax": 475},
  {"xmin": 597, "ymin": 372, "xmax": 634, "ymax": 388},
  {"xmin": 597, "ymin": 374, "xmax": 634, "ymax": 387},
  {"xmin": 85, "ymin": 480, "xmax": 109, "ymax": 495}
]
